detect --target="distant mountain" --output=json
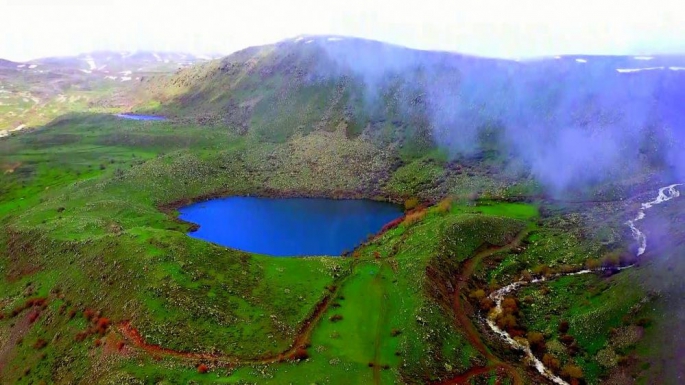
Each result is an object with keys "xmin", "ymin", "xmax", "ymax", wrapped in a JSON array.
[
  {"xmin": 0, "ymin": 58, "xmax": 19, "ymax": 69},
  {"xmin": 0, "ymin": 51, "xmax": 218, "ymax": 134},
  {"xmin": 29, "ymin": 50, "xmax": 219, "ymax": 73}
]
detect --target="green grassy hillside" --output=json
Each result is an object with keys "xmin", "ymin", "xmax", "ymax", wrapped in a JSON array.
[{"xmin": 1, "ymin": 37, "xmax": 683, "ymax": 384}]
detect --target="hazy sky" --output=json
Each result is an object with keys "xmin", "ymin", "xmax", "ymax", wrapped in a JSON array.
[{"xmin": 2, "ymin": 0, "xmax": 684, "ymax": 61}]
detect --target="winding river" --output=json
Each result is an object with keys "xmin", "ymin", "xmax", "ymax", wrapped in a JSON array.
[{"xmin": 486, "ymin": 184, "xmax": 682, "ymax": 384}]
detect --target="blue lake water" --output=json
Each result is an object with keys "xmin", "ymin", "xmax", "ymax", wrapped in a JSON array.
[
  {"xmin": 178, "ymin": 197, "xmax": 403, "ymax": 256},
  {"xmin": 115, "ymin": 114, "xmax": 167, "ymax": 121}
]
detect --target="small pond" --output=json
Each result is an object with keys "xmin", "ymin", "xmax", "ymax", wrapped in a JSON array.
[
  {"xmin": 115, "ymin": 114, "xmax": 167, "ymax": 121},
  {"xmin": 178, "ymin": 197, "xmax": 403, "ymax": 256}
]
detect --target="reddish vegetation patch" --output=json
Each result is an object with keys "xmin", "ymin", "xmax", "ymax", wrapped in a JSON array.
[
  {"xmin": 27, "ymin": 310, "xmax": 40, "ymax": 324},
  {"xmin": 8, "ymin": 297, "xmax": 47, "ymax": 319},
  {"xmin": 379, "ymin": 216, "xmax": 404, "ymax": 234},
  {"xmin": 74, "ymin": 310, "xmax": 113, "ymax": 342},
  {"xmin": 197, "ymin": 364, "xmax": 209, "ymax": 374},
  {"xmin": 33, "ymin": 338, "xmax": 48, "ymax": 350},
  {"xmin": 96, "ymin": 317, "xmax": 111, "ymax": 335},
  {"xmin": 83, "ymin": 309, "xmax": 96, "ymax": 321}
]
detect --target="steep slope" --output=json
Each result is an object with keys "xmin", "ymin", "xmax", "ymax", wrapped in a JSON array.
[{"xmin": 140, "ymin": 36, "xmax": 685, "ymax": 191}]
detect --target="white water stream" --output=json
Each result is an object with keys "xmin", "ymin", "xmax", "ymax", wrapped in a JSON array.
[{"xmin": 485, "ymin": 184, "xmax": 682, "ymax": 384}]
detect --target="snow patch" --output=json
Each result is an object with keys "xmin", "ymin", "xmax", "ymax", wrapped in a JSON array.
[
  {"xmin": 669, "ymin": 67, "xmax": 685, "ymax": 71},
  {"xmin": 575, "ymin": 58, "xmax": 587, "ymax": 63},
  {"xmin": 119, "ymin": 70, "xmax": 132, "ymax": 75},
  {"xmin": 305, "ymin": 40, "xmax": 314, "ymax": 44},
  {"xmin": 120, "ymin": 77, "xmax": 132, "ymax": 82},
  {"xmin": 633, "ymin": 56, "xmax": 653, "ymax": 60},
  {"xmin": 153, "ymin": 53, "xmax": 162, "ymax": 62},
  {"xmin": 105, "ymin": 75, "xmax": 117, "ymax": 80},
  {"xmin": 616, "ymin": 67, "xmax": 664, "ymax": 73},
  {"xmin": 17, "ymin": 64, "xmax": 25, "ymax": 68},
  {"xmin": 28, "ymin": 64, "xmax": 37, "ymax": 69},
  {"xmin": 84, "ymin": 57, "xmax": 96, "ymax": 70},
  {"xmin": 294, "ymin": 37, "xmax": 304, "ymax": 42},
  {"xmin": 79, "ymin": 69, "xmax": 92, "ymax": 74},
  {"xmin": 327, "ymin": 37, "xmax": 344, "ymax": 42}
]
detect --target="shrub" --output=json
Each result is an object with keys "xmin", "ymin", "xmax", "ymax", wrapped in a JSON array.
[
  {"xmin": 436, "ymin": 197, "xmax": 453, "ymax": 214},
  {"xmin": 83, "ymin": 309, "xmax": 96, "ymax": 321},
  {"xmin": 542, "ymin": 353, "xmax": 560, "ymax": 371},
  {"xmin": 479, "ymin": 297, "xmax": 495, "ymax": 311},
  {"xmin": 601, "ymin": 254, "xmax": 620, "ymax": 268},
  {"xmin": 403, "ymin": 210, "xmax": 426, "ymax": 227},
  {"xmin": 404, "ymin": 197, "xmax": 419, "ymax": 211},
  {"xmin": 291, "ymin": 348, "xmax": 309, "ymax": 361},
  {"xmin": 469, "ymin": 289, "xmax": 486, "ymax": 301},
  {"xmin": 96, "ymin": 317, "xmax": 110, "ymax": 335},
  {"xmin": 197, "ymin": 364, "xmax": 208, "ymax": 374},
  {"xmin": 33, "ymin": 339, "xmax": 48, "ymax": 350},
  {"xmin": 561, "ymin": 364, "xmax": 584, "ymax": 380},
  {"xmin": 330, "ymin": 314, "xmax": 343, "ymax": 322},
  {"xmin": 390, "ymin": 328, "xmax": 402, "ymax": 337},
  {"xmin": 558, "ymin": 320, "xmax": 570, "ymax": 334},
  {"xmin": 501, "ymin": 297, "xmax": 518, "ymax": 314},
  {"xmin": 380, "ymin": 216, "xmax": 404, "ymax": 233},
  {"xmin": 636, "ymin": 317, "xmax": 652, "ymax": 327},
  {"xmin": 28, "ymin": 311, "xmax": 40, "ymax": 324},
  {"xmin": 560, "ymin": 334, "xmax": 575, "ymax": 346},
  {"xmin": 532, "ymin": 264, "xmax": 552, "ymax": 277},
  {"xmin": 527, "ymin": 331, "xmax": 545, "ymax": 352},
  {"xmin": 496, "ymin": 314, "xmax": 518, "ymax": 329},
  {"xmin": 585, "ymin": 258, "xmax": 601, "ymax": 270}
]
